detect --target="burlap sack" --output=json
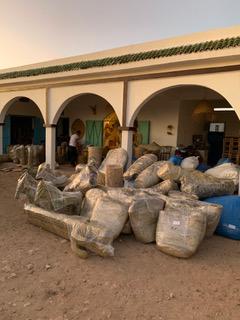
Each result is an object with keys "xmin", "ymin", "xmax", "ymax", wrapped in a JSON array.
[
  {"xmin": 129, "ymin": 197, "xmax": 165, "ymax": 243},
  {"xmin": 156, "ymin": 208, "xmax": 206, "ymax": 258},
  {"xmin": 180, "ymin": 172, "xmax": 235, "ymax": 199},
  {"xmin": 64, "ymin": 159, "xmax": 98, "ymax": 193},
  {"xmin": 150, "ymin": 179, "xmax": 178, "ymax": 195},
  {"xmin": 81, "ymin": 188, "xmax": 106, "ymax": 219},
  {"xmin": 90, "ymin": 196, "xmax": 128, "ymax": 240},
  {"xmin": 123, "ymin": 154, "xmax": 158, "ymax": 180},
  {"xmin": 135, "ymin": 161, "xmax": 166, "ymax": 188}
]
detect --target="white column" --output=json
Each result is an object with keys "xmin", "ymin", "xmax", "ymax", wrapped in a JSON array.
[
  {"xmin": 121, "ymin": 129, "xmax": 133, "ymax": 168},
  {"xmin": 0, "ymin": 124, "xmax": 3, "ymax": 155},
  {"xmin": 45, "ymin": 126, "xmax": 56, "ymax": 169}
]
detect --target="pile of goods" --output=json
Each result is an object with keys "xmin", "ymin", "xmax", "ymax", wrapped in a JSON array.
[
  {"xmin": 8, "ymin": 144, "xmax": 45, "ymax": 166},
  {"xmin": 15, "ymin": 148, "xmax": 240, "ymax": 259}
]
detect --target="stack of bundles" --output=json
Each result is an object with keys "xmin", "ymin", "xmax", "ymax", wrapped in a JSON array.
[
  {"xmin": 156, "ymin": 208, "xmax": 207, "ymax": 258},
  {"xmin": 164, "ymin": 197, "xmax": 222, "ymax": 238},
  {"xmin": 205, "ymin": 163, "xmax": 239, "ymax": 190},
  {"xmin": 180, "ymin": 171, "xmax": 235, "ymax": 199},
  {"xmin": 98, "ymin": 148, "xmax": 128, "ymax": 185},
  {"xmin": 35, "ymin": 180, "xmax": 83, "ymax": 215},
  {"xmin": 36, "ymin": 163, "xmax": 68, "ymax": 188},
  {"xmin": 15, "ymin": 145, "xmax": 27, "ymax": 165},
  {"xmin": 64, "ymin": 159, "xmax": 98, "ymax": 193},
  {"xmin": 15, "ymin": 171, "xmax": 38, "ymax": 203},
  {"xmin": 150, "ymin": 179, "xmax": 178, "ymax": 195},
  {"xmin": 157, "ymin": 162, "xmax": 235, "ymax": 199},
  {"xmin": 123, "ymin": 154, "xmax": 158, "ymax": 181},
  {"xmin": 9, "ymin": 145, "xmax": 20, "ymax": 163},
  {"xmin": 129, "ymin": 197, "xmax": 165, "ymax": 243},
  {"xmin": 134, "ymin": 161, "xmax": 167, "ymax": 188}
]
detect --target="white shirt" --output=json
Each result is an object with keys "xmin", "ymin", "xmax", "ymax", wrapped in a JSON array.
[{"xmin": 69, "ymin": 133, "xmax": 80, "ymax": 147}]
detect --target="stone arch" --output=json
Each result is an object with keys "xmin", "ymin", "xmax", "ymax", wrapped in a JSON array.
[
  {"xmin": 127, "ymin": 72, "xmax": 240, "ymax": 126},
  {"xmin": 0, "ymin": 96, "xmax": 45, "ymax": 123}
]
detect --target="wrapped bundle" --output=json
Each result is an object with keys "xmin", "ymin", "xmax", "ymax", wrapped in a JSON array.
[
  {"xmin": 15, "ymin": 171, "xmax": 38, "ymax": 203},
  {"xmin": 99, "ymin": 148, "xmax": 128, "ymax": 174},
  {"xmin": 135, "ymin": 161, "xmax": 166, "ymax": 188},
  {"xmin": 36, "ymin": 163, "xmax": 68, "ymax": 188},
  {"xmin": 150, "ymin": 179, "xmax": 178, "ymax": 195},
  {"xmin": 123, "ymin": 154, "xmax": 157, "ymax": 180},
  {"xmin": 81, "ymin": 188, "xmax": 106, "ymax": 219}
]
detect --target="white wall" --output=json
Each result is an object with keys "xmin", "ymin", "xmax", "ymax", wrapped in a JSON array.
[{"xmin": 137, "ymin": 94, "xmax": 180, "ymax": 146}]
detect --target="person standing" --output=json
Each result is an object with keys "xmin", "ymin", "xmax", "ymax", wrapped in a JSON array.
[{"xmin": 68, "ymin": 130, "xmax": 81, "ymax": 166}]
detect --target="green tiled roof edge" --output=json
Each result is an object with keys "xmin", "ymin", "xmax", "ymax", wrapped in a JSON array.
[{"xmin": 0, "ymin": 36, "xmax": 240, "ymax": 80}]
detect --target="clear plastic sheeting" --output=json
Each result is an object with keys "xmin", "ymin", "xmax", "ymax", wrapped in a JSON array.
[
  {"xmin": 70, "ymin": 221, "xmax": 115, "ymax": 257},
  {"xmin": 123, "ymin": 153, "xmax": 158, "ymax": 181},
  {"xmin": 180, "ymin": 171, "xmax": 235, "ymax": 199},
  {"xmin": 156, "ymin": 208, "xmax": 207, "ymax": 258},
  {"xmin": 135, "ymin": 161, "xmax": 166, "ymax": 188},
  {"xmin": 35, "ymin": 180, "xmax": 83, "ymax": 215},
  {"xmin": 99, "ymin": 148, "xmax": 128, "ymax": 174},
  {"xmin": 150, "ymin": 179, "xmax": 178, "ymax": 195},
  {"xmin": 15, "ymin": 171, "xmax": 38, "ymax": 203},
  {"xmin": 36, "ymin": 163, "xmax": 68, "ymax": 188},
  {"xmin": 129, "ymin": 197, "xmax": 165, "ymax": 243},
  {"xmin": 64, "ymin": 159, "xmax": 98, "ymax": 193},
  {"xmin": 81, "ymin": 188, "xmax": 106, "ymax": 219},
  {"xmin": 165, "ymin": 198, "xmax": 222, "ymax": 238},
  {"xmin": 181, "ymin": 156, "xmax": 199, "ymax": 170},
  {"xmin": 90, "ymin": 196, "xmax": 129, "ymax": 240}
]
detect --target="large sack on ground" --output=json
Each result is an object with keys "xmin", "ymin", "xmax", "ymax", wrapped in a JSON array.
[
  {"xmin": 181, "ymin": 156, "xmax": 199, "ymax": 170},
  {"xmin": 205, "ymin": 195, "xmax": 240, "ymax": 240},
  {"xmin": 156, "ymin": 208, "xmax": 206, "ymax": 258},
  {"xmin": 135, "ymin": 161, "xmax": 166, "ymax": 188},
  {"xmin": 205, "ymin": 163, "xmax": 239, "ymax": 188},
  {"xmin": 129, "ymin": 197, "xmax": 165, "ymax": 243},
  {"xmin": 99, "ymin": 148, "xmax": 128, "ymax": 174},
  {"xmin": 90, "ymin": 196, "xmax": 128, "ymax": 240},
  {"xmin": 157, "ymin": 162, "xmax": 192, "ymax": 182},
  {"xmin": 15, "ymin": 171, "xmax": 38, "ymax": 203},
  {"xmin": 123, "ymin": 154, "xmax": 158, "ymax": 180},
  {"xmin": 36, "ymin": 163, "xmax": 68, "ymax": 188},
  {"xmin": 180, "ymin": 172, "xmax": 235, "ymax": 199},
  {"xmin": 150, "ymin": 179, "xmax": 178, "ymax": 195},
  {"xmin": 35, "ymin": 180, "xmax": 83, "ymax": 215},
  {"xmin": 81, "ymin": 188, "xmax": 106, "ymax": 219},
  {"xmin": 168, "ymin": 190, "xmax": 198, "ymax": 200},
  {"xmin": 165, "ymin": 198, "xmax": 222, "ymax": 238},
  {"xmin": 64, "ymin": 159, "xmax": 98, "ymax": 193}
]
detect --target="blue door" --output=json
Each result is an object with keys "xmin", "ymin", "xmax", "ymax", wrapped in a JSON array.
[{"xmin": 3, "ymin": 115, "xmax": 11, "ymax": 154}]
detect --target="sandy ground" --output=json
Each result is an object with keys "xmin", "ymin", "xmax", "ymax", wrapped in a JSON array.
[{"xmin": 0, "ymin": 168, "xmax": 240, "ymax": 320}]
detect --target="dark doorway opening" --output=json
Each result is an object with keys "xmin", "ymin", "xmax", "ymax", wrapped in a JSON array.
[{"xmin": 11, "ymin": 116, "xmax": 33, "ymax": 145}]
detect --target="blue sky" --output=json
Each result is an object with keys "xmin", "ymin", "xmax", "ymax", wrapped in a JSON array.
[{"xmin": 0, "ymin": 0, "xmax": 240, "ymax": 69}]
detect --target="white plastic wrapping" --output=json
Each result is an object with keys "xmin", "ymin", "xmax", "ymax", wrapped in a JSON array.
[{"xmin": 135, "ymin": 161, "xmax": 166, "ymax": 188}]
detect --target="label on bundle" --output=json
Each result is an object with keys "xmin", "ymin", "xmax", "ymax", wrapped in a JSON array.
[
  {"xmin": 228, "ymin": 224, "xmax": 236, "ymax": 230},
  {"xmin": 172, "ymin": 220, "xmax": 181, "ymax": 226}
]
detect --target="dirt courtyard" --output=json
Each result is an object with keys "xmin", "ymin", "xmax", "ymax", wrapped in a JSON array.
[{"xmin": 0, "ymin": 170, "xmax": 240, "ymax": 320}]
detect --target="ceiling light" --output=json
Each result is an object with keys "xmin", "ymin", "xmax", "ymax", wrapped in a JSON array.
[{"xmin": 213, "ymin": 108, "xmax": 234, "ymax": 111}]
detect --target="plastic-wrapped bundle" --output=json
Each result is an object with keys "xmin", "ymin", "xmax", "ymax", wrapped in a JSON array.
[
  {"xmin": 15, "ymin": 145, "xmax": 27, "ymax": 165},
  {"xmin": 75, "ymin": 163, "xmax": 86, "ymax": 173},
  {"xmin": 70, "ymin": 221, "xmax": 115, "ymax": 257},
  {"xmin": 35, "ymin": 180, "xmax": 83, "ymax": 215},
  {"xmin": 64, "ymin": 159, "xmax": 98, "ymax": 193},
  {"xmin": 164, "ymin": 198, "xmax": 222, "ymax": 238},
  {"xmin": 156, "ymin": 208, "xmax": 207, "ymax": 258},
  {"xmin": 36, "ymin": 163, "xmax": 69, "ymax": 188},
  {"xmin": 105, "ymin": 165, "xmax": 123, "ymax": 187},
  {"xmin": 90, "ymin": 196, "xmax": 128, "ymax": 240},
  {"xmin": 99, "ymin": 148, "xmax": 128, "ymax": 174},
  {"xmin": 168, "ymin": 190, "xmax": 198, "ymax": 201},
  {"xmin": 25, "ymin": 204, "xmax": 113, "ymax": 257},
  {"xmin": 9, "ymin": 145, "xmax": 20, "ymax": 164},
  {"xmin": 157, "ymin": 162, "xmax": 192, "ymax": 182},
  {"xmin": 129, "ymin": 197, "xmax": 165, "ymax": 243},
  {"xmin": 205, "ymin": 163, "xmax": 239, "ymax": 189},
  {"xmin": 15, "ymin": 171, "xmax": 38, "ymax": 203},
  {"xmin": 180, "ymin": 172, "xmax": 235, "ymax": 199},
  {"xmin": 181, "ymin": 156, "xmax": 199, "ymax": 169},
  {"xmin": 135, "ymin": 161, "xmax": 166, "ymax": 188},
  {"xmin": 81, "ymin": 188, "xmax": 106, "ymax": 219},
  {"xmin": 123, "ymin": 154, "xmax": 158, "ymax": 180},
  {"xmin": 150, "ymin": 179, "xmax": 178, "ymax": 195}
]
